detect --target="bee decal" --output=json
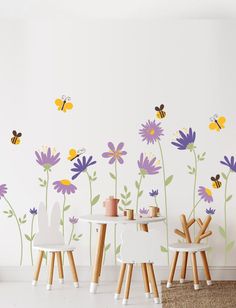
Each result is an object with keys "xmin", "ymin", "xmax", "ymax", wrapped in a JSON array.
[
  {"xmin": 155, "ymin": 104, "xmax": 166, "ymax": 119},
  {"xmin": 209, "ymin": 114, "xmax": 226, "ymax": 132},
  {"xmin": 11, "ymin": 130, "xmax": 22, "ymax": 145},
  {"xmin": 54, "ymin": 95, "xmax": 73, "ymax": 112},
  {"xmin": 67, "ymin": 148, "xmax": 86, "ymax": 161},
  {"xmin": 211, "ymin": 174, "xmax": 222, "ymax": 189}
]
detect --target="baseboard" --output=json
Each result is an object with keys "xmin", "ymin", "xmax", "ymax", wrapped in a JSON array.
[{"xmin": 0, "ymin": 266, "xmax": 235, "ymax": 282}]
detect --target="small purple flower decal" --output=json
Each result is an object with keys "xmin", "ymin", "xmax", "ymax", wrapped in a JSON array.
[
  {"xmin": 139, "ymin": 207, "xmax": 149, "ymax": 216},
  {"xmin": 71, "ymin": 156, "xmax": 96, "ymax": 180},
  {"xmin": 198, "ymin": 186, "xmax": 213, "ymax": 203},
  {"xmin": 29, "ymin": 207, "xmax": 37, "ymax": 215},
  {"xmin": 35, "ymin": 147, "xmax": 60, "ymax": 171},
  {"xmin": 102, "ymin": 142, "xmax": 127, "ymax": 164},
  {"xmin": 0, "ymin": 184, "xmax": 7, "ymax": 199},
  {"xmin": 139, "ymin": 120, "xmax": 164, "ymax": 144},
  {"xmin": 149, "ymin": 189, "xmax": 158, "ymax": 197},
  {"xmin": 138, "ymin": 153, "xmax": 161, "ymax": 175},
  {"xmin": 171, "ymin": 128, "xmax": 196, "ymax": 151},
  {"xmin": 206, "ymin": 207, "xmax": 216, "ymax": 215},
  {"xmin": 220, "ymin": 156, "xmax": 236, "ymax": 172},
  {"xmin": 53, "ymin": 179, "xmax": 77, "ymax": 195},
  {"xmin": 69, "ymin": 216, "xmax": 79, "ymax": 224}
]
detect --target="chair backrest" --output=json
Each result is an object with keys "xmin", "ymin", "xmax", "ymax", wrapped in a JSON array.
[
  {"xmin": 120, "ymin": 228, "xmax": 159, "ymax": 263},
  {"xmin": 174, "ymin": 214, "xmax": 212, "ymax": 244},
  {"xmin": 33, "ymin": 202, "xmax": 65, "ymax": 246}
]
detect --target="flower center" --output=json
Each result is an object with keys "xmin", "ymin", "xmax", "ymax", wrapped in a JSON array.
[
  {"xmin": 149, "ymin": 129, "xmax": 155, "ymax": 135},
  {"xmin": 205, "ymin": 188, "xmax": 212, "ymax": 196},
  {"xmin": 60, "ymin": 179, "xmax": 71, "ymax": 186}
]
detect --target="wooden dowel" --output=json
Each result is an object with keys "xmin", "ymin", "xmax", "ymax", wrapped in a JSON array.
[
  {"xmin": 116, "ymin": 263, "xmax": 126, "ymax": 294},
  {"xmin": 180, "ymin": 252, "xmax": 188, "ymax": 280},
  {"xmin": 174, "ymin": 229, "xmax": 186, "ymax": 239},
  {"xmin": 197, "ymin": 218, "xmax": 203, "ymax": 227},
  {"xmin": 147, "ymin": 264, "xmax": 159, "ymax": 299},
  {"xmin": 200, "ymin": 251, "xmax": 211, "ymax": 281},
  {"xmin": 191, "ymin": 253, "xmax": 199, "ymax": 288},
  {"xmin": 33, "ymin": 250, "xmax": 44, "ymax": 281},
  {"xmin": 124, "ymin": 264, "xmax": 133, "ymax": 300},
  {"xmin": 180, "ymin": 214, "xmax": 192, "ymax": 243},
  {"xmin": 167, "ymin": 251, "xmax": 179, "ymax": 283},
  {"xmin": 48, "ymin": 252, "xmax": 55, "ymax": 286},
  {"xmin": 141, "ymin": 263, "xmax": 150, "ymax": 293},
  {"xmin": 195, "ymin": 216, "xmax": 212, "ymax": 243},
  {"xmin": 56, "ymin": 252, "xmax": 64, "ymax": 280},
  {"xmin": 67, "ymin": 251, "xmax": 79, "ymax": 283},
  {"xmin": 199, "ymin": 231, "xmax": 212, "ymax": 241},
  {"xmin": 187, "ymin": 218, "xmax": 195, "ymax": 228}
]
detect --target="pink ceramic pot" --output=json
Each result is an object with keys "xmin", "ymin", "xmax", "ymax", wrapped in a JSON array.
[{"xmin": 103, "ymin": 196, "xmax": 119, "ymax": 217}]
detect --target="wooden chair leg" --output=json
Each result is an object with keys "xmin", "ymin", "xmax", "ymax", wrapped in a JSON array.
[
  {"xmin": 200, "ymin": 251, "xmax": 212, "ymax": 285},
  {"xmin": 123, "ymin": 264, "xmax": 133, "ymax": 305},
  {"xmin": 191, "ymin": 252, "xmax": 199, "ymax": 290},
  {"xmin": 56, "ymin": 252, "xmax": 64, "ymax": 284},
  {"xmin": 167, "ymin": 251, "xmax": 179, "ymax": 288},
  {"xmin": 147, "ymin": 263, "xmax": 160, "ymax": 304},
  {"xmin": 90, "ymin": 224, "xmax": 107, "ymax": 293},
  {"xmin": 180, "ymin": 252, "xmax": 188, "ymax": 283},
  {"xmin": 141, "ymin": 263, "xmax": 150, "ymax": 298},
  {"xmin": 47, "ymin": 252, "xmax": 55, "ymax": 290},
  {"xmin": 114, "ymin": 263, "xmax": 126, "ymax": 300},
  {"xmin": 32, "ymin": 250, "xmax": 44, "ymax": 286},
  {"xmin": 67, "ymin": 251, "xmax": 79, "ymax": 288}
]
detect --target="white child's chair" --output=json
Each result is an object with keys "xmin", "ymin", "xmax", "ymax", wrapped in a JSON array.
[
  {"xmin": 115, "ymin": 227, "xmax": 160, "ymax": 305},
  {"xmin": 32, "ymin": 202, "xmax": 79, "ymax": 290}
]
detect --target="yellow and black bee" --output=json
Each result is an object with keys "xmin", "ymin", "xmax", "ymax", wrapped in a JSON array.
[
  {"xmin": 155, "ymin": 104, "xmax": 166, "ymax": 119},
  {"xmin": 11, "ymin": 130, "xmax": 22, "ymax": 145},
  {"xmin": 211, "ymin": 174, "xmax": 222, "ymax": 189}
]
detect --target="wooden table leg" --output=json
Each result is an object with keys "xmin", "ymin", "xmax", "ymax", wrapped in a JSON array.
[
  {"xmin": 141, "ymin": 263, "xmax": 150, "ymax": 298},
  {"xmin": 114, "ymin": 263, "xmax": 126, "ymax": 300},
  {"xmin": 191, "ymin": 252, "xmax": 199, "ymax": 290},
  {"xmin": 47, "ymin": 252, "xmax": 55, "ymax": 290},
  {"xmin": 147, "ymin": 263, "xmax": 160, "ymax": 304},
  {"xmin": 56, "ymin": 252, "xmax": 64, "ymax": 284},
  {"xmin": 90, "ymin": 223, "xmax": 107, "ymax": 293},
  {"xmin": 123, "ymin": 264, "xmax": 133, "ymax": 305},
  {"xmin": 200, "ymin": 251, "xmax": 212, "ymax": 285},
  {"xmin": 180, "ymin": 252, "xmax": 188, "ymax": 283},
  {"xmin": 32, "ymin": 250, "xmax": 44, "ymax": 286},
  {"xmin": 167, "ymin": 251, "xmax": 179, "ymax": 288}
]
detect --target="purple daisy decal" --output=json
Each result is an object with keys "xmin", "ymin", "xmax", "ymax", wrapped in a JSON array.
[
  {"xmin": 139, "ymin": 120, "xmax": 164, "ymax": 144},
  {"xmin": 69, "ymin": 216, "xmax": 79, "ymax": 224},
  {"xmin": 139, "ymin": 207, "xmax": 149, "ymax": 216},
  {"xmin": 198, "ymin": 186, "xmax": 213, "ymax": 203},
  {"xmin": 102, "ymin": 142, "xmax": 127, "ymax": 164},
  {"xmin": 220, "ymin": 156, "xmax": 236, "ymax": 172},
  {"xmin": 171, "ymin": 128, "xmax": 196, "ymax": 151},
  {"xmin": 206, "ymin": 207, "xmax": 216, "ymax": 215},
  {"xmin": 149, "ymin": 189, "xmax": 158, "ymax": 197},
  {"xmin": 138, "ymin": 153, "xmax": 161, "ymax": 175},
  {"xmin": 71, "ymin": 155, "xmax": 96, "ymax": 180},
  {"xmin": 53, "ymin": 179, "xmax": 77, "ymax": 194},
  {"xmin": 35, "ymin": 147, "xmax": 60, "ymax": 170},
  {"xmin": 0, "ymin": 184, "xmax": 7, "ymax": 199},
  {"xmin": 29, "ymin": 207, "xmax": 37, "ymax": 215}
]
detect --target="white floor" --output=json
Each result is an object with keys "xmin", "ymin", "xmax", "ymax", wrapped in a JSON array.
[{"xmin": 0, "ymin": 281, "xmax": 162, "ymax": 308}]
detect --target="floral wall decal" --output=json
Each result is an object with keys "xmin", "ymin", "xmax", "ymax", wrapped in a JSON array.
[
  {"xmin": 102, "ymin": 142, "xmax": 127, "ymax": 264},
  {"xmin": 219, "ymin": 155, "xmax": 236, "ymax": 264},
  {"xmin": 11, "ymin": 130, "xmax": 22, "ymax": 145},
  {"xmin": 68, "ymin": 217, "xmax": 82, "ymax": 245},
  {"xmin": 54, "ymin": 95, "xmax": 73, "ymax": 112},
  {"xmin": 71, "ymin": 155, "xmax": 99, "ymax": 266},
  {"xmin": 25, "ymin": 208, "xmax": 37, "ymax": 265},
  {"xmin": 209, "ymin": 114, "xmax": 226, "ymax": 132},
  {"xmin": 139, "ymin": 119, "xmax": 173, "ymax": 264},
  {"xmin": 149, "ymin": 189, "xmax": 159, "ymax": 207},
  {"xmin": 1, "ymin": 184, "xmax": 25, "ymax": 266}
]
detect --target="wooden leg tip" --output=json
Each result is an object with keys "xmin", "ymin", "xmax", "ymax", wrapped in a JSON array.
[
  {"xmin": 207, "ymin": 280, "xmax": 212, "ymax": 286},
  {"xmin": 145, "ymin": 292, "xmax": 151, "ymax": 298},
  {"xmin": 74, "ymin": 282, "xmax": 79, "ymax": 288},
  {"xmin": 46, "ymin": 284, "xmax": 52, "ymax": 291},
  {"xmin": 122, "ymin": 299, "xmax": 128, "ymax": 305},
  {"xmin": 59, "ymin": 279, "xmax": 64, "ymax": 284},
  {"xmin": 180, "ymin": 278, "xmax": 185, "ymax": 284},
  {"xmin": 32, "ymin": 280, "xmax": 37, "ymax": 286},
  {"xmin": 166, "ymin": 282, "xmax": 172, "ymax": 288},
  {"xmin": 194, "ymin": 284, "xmax": 200, "ymax": 290},
  {"xmin": 90, "ymin": 282, "xmax": 98, "ymax": 293},
  {"xmin": 154, "ymin": 297, "xmax": 160, "ymax": 304},
  {"xmin": 149, "ymin": 282, "xmax": 153, "ymax": 293},
  {"xmin": 114, "ymin": 293, "xmax": 120, "ymax": 300}
]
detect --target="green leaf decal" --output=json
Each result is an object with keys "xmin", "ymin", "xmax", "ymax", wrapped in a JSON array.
[
  {"xmin": 226, "ymin": 241, "xmax": 234, "ymax": 252},
  {"xmin": 160, "ymin": 245, "xmax": 168, "ymax": 253},
  {"xmin": 138, "ymin": 190, "xmax": 143, "ymax": 197},
  {"xmin": 24, "ymin": 234, "xmax": 31, "ymax": 241},
  {"xmin": 105, "ymin": 243, "xmax": 111, "ymax": 252},
  {"xmin": 221, "ymin": 172, "xmax": 227, "ymax": 180},
  {"xmin": 115, "ymin": 244, "xmax": 121, "ymax": 255},
  {"xmin": 109, "ymin": 172, "xmax": 116, "ymax": 180},
  {"xmin": 64, "ymin": 205, "xmax": 71, "ymax": 211},
  {"xmin": 124, "ymin": 186, "xmax": 128, "ymax": 193},
  {"xmin": 165, "ymin": 175, "xmax": 173, "ymax": 186},
  {"xmin": 218, "ymin": 226, "xmax": 226, "ymax": 239},
  {"xmin": 91, "ymin": 194, "xmax": 100, "ymax": 206},
  {"xmin": 226, "ymin": 195, "xmax": 232, "ymax": 202},
  {"xmin": 135, "ymin": 181, "xmax": 140, "ymax": 189}
]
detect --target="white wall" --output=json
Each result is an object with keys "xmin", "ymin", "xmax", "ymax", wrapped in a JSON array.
[{"xmin": 0, "ymin": 16, "xmax": 236, "ymax": 267}]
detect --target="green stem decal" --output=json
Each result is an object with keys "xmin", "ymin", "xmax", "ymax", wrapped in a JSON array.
[
  {"xmin": 114, "ymin": 160, "xmax": 117, "ymax": 265},
  {"xmin": 157, "ymin": 139, "xmax": 169, "ymax": 265},
  {"xmin": 30, "ymin": 215, "xmax": 35, "ymax": 266},
  {"xmin": 62, "ymin": 194, "xmax": 66, "ymax": 237},
  {"xmin": 192, "ymin": 148, "xmax": 198, "ymax": 236},
  {"xmin": 135, "ymin": 174, "xmax": 144, "ymax": 215},
  {"xmin": 86, "ymin": 170, "xmax": 93, "ymax": 266},
  {"xmin": 68, "ymin": 224, "xmax": 75, "ymax": 246},
  {"xmin": 45, "ymin": 169, "xmax": 49, "ymax": 212},
  {"xmin": 187, "ymin": 198, "xmax": 201, "ymax": 221},
  {"xmin": 224, "ymin": 170, "xmax": 230, "ymax": 264},
  {"xmin": 4, "ymin": 196, "xmax": 23, "ymax": 266}
]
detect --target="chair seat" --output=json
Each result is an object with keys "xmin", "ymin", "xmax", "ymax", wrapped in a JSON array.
[
  {"xmin": 169, "ymin": 242, "xmax": 209, "ymax": 252},
  {"xmin": 33, "ymin": 244, "xmax": 75, "ymax": 252}
]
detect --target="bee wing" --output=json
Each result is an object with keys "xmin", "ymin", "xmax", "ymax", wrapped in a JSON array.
[
  {"xmin": 209, "ymin": 122, "xmax": 220, "ymax": 131},
  {"xmin": 218, "ymin": 116, "xmax": 226, "ymax": 128},
  {"xmin": 155, "ymin": 106, "xmax": 160, "ymax": 111},
  {"xmin": 67, "ymin": 148, "xmax": 77, "ymax": 160},
  {"xmin": 160, "ymin": 104, "xmax": 164, "ymax": 110},
  {"xmin": 18, "ymin": 132, "xmax": 22, "ymax": 137},
  {"xmin": 55, "ymin": 98, "xmax": 63, "ymax": 110},
  {"xmin": 210, "ymin": 176, "xmax": 215, "ymax": 181},
  {"xmin": 216, "ymin": 174, "xmax": 220, "ymax": 180},
  {"xmin": 12, "ymin": 130, "xmax": 17, "ymax": 136},
  {"xmin": 64, "ymin": 102, "xmax": 73, "ymax": 112}
]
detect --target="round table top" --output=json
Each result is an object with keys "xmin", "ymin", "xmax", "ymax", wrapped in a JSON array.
[{"xmin": 79, "ymin": 214, "xmax": 166, "ymax": 225}]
